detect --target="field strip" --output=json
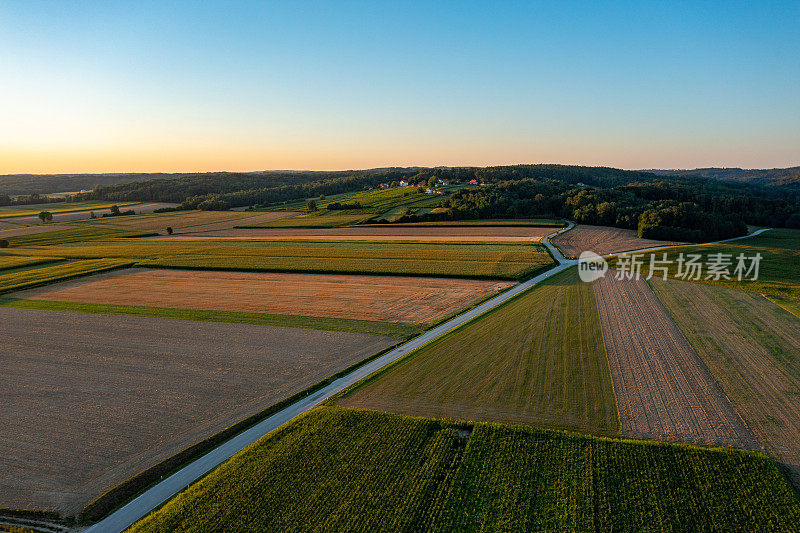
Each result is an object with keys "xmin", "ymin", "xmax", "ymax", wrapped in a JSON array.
[
  {"xmin": 83, "ymin": 223, "xmax": 576, "ymax": 533},
  {"xmin": 594, "ymin": 272, "xmax": 759, "ymax": 449}
]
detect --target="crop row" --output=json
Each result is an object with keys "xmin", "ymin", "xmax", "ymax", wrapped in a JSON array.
[
  {"xmin": 0, "ymin": 259, "xmax": 134, "ymax": 294},
  {"xmin": 0, "ymin": 255, "xmax": 62, "ymax": 272},
  {"xmin": 7, "ymin": 227, "xmax": 155, "ymax": 247},
  {"xmin": 131, "ymin": 406, "xmax": 800, "ymax": 532}
]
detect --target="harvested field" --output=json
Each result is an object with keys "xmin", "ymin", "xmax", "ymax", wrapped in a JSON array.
[
  {"xmin": 651, "ymin": 278, "xmax": 800, "ymax": 487},
  {"xmin": 184, "ymin": 225, "xmax": 553, "ymax": 241},
  {"xmin": 336, "ymin": 268, "xmax": 620, "ymax": 436},
  {"xmin": 0, "ymin": 223, "xmax": 78, "ymax": 239},
  {"xmin": 132, "ymin": 407, "xmax": 800, "ymax": 533},
  {"xmin": 0, "ymin": 309, "xmax": 396, "ymax": 515},
  {"xmin": 593, "ymin": 272, "xmax": 758, "ymax": 449},
  {"xmin": 18, "ymin": 269, "xmax": 514, "ymax": 323},
  {"xmin": 0, "ymin": 259, "xmax": 132, "ymax": 294},
  {"xmin": 553, "ymin": 224, "xmax": 685, "ymax": 258}
]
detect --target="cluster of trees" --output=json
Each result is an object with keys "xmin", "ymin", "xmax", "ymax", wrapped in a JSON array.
[
  {"xmin": 326, "ymin": 201, "xmax": 363, "ymax": 210},
  {"xmin": 0, "ymin": 193, "xmax": 69, "ymax": 207}
]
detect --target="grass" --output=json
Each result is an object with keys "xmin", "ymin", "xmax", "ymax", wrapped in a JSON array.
[
  {"xmin": 768, "ymin": 295, "xmax": 800, "ymax": 319},
  {"xmin": 5, "ymin": 240, "xmax": 552, "ymax": 280},
  {"xmin": 0, "ymin": 259, "xmax": 135, "ymax": 294},
  {"xmin": 6, "ymin": 227, "xmax": 156, "ymax": 247},
  {"xmin": 0, "ymin": 201, "xmax": 138, "ymax": 218},
  {"xmin": 0, "ymin": 255, "xmax": 62, "ymax": 272},
  {"xmin": 335, "ymin": 267, "xmax": 620, "ymax": 436},
  {"xmin": 0, "ymin": 298, "xmax": 420, "ymax": 337},
  {"xmin": 612, "ymin": 227, "xmax": 800, "ymax": 298},
  {"xmin": 130, "ymin": 406, "xmax": 800, "ymax": 532}
]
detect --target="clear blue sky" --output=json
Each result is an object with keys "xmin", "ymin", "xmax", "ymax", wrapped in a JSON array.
[{"xmin": 1, "ymin": 1, "xmax": 798, "ymax": 172}]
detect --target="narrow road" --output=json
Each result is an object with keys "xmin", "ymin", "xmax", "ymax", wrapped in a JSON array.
[{"xmin": 84, "ymin": 223, "xmax": 575, "ymax": 533}]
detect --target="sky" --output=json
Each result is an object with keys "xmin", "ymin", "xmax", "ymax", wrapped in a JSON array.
[{"xmin": 1, "ymin": 1, "xmax": 798, "ymax": 173}]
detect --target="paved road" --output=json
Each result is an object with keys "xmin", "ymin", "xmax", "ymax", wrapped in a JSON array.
[{"xmin": 83, "ymin": 223, "xmax": 575, "ymax": 533}]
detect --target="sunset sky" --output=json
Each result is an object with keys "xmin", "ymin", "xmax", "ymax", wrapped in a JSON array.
[{"xmin": 1, "ymin": 1, "xmax": 798, "ymax": 174}]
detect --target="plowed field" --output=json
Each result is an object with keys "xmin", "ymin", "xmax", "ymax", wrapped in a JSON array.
[{"xmin": 553, "ymin": 224, "xmax": 685, "ymax": 258}]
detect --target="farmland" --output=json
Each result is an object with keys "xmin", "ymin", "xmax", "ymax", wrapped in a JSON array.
[
  {"xmin": 5, "ymin": 226, "xmax": 154, "ymax": 247},
  {"xmin": 552, "ymin": 224, "xmax": 685, "ymax": 258},
  {"xmin": 593, "ymin": 272, "xmax": 758, "ymax": 449},
  {"xmin": 0, "ymin": 259, "xmax": 133, "ymax": 294},
  {"xmin": 0, "ymin": 201, "xmax": 140, "ymax": 218},
  {"xmin": 651, "ymin": 277, "xmax": 800, "ymax": 486},
  {"xmin": 627, "ymin": 227, "xmax": 800, "ymax": 298},
  {"xmin": 336, "ymin": 268, "xmax": 620, "ymax": 436},
  {"xmin": 0, "ymin": 255, "xmax": 61, "ymax": 272},
  {"xmin": 75, "ymin": 209, "xmax": 299, "ymax": 235},
  {"xmin": 3, "ymin": 240, "xmax": 552, "ymax": 280},
  {"xmin": 15, "ymin": 269, "xmax": 514, "ymax": 324},
  {"xmin": 0, "ymin": 310, "xmax": 397, "ymax": 515},
  {"xmin": 131, "ymin": 406, "xmax": 800, "ymax": 532}
]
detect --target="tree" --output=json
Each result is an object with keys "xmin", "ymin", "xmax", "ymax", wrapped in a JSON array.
[
  {"xmin": 89, "ymin": 211, "xmax": 97, "ymax": 219},
  {"xmin": 110, "ymin": 204, "xmax": 121, "ymax": 216},
  {"xmin": 38, "ymin": 211, "xmax": 53, "ymax": 223},
  {"xmin": 427, "ymin": 177, "xmax": 438, "ymax": 189},
  {"xmin": 0, "ymin": 239, "xmax": 8, "ymax": 248},
  {"xmin": 166, "ymin": 226, "xmax": 173, "ymax": 235},
  {"xmin": 307, "ymin": 199, "xmax": 318, "ymax": 212}
]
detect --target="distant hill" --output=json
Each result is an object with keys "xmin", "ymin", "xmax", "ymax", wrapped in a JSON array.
[{"xmin": 645, "ymin": 167, "xmax": 800, "ymax": 188}]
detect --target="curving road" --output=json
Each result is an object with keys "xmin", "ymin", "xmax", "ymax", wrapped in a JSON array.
[{"xmin": 83, "ymin": 223, "xmax": 575, "ymax": 532}]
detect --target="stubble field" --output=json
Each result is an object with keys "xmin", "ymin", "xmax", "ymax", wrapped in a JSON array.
[
  {"xmin": 0, "ymin": 309, "xmax": 397, "ymax": 515},
  {"xmin": 593, "ymin": 272, "xmax": 758, "ymax": 449},
  {"xmin": 552, "ymin": 224, "xmax": 685, "ymax": 258},
  {"xmin": 18, "ymin": 268, "xmax": 514, "ymax": 323},
  {"xmin": 651, "ymin": 277, "xmax": 800, "ymax": 487}
]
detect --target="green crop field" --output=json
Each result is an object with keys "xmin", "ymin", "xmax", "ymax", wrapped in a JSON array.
[
  {"xmin": 612, "ymin": 228, "xmax": 800, "ymax": 298},
  {"xmin": 336, "ymin": 268, "xmax": 619, "ymax": 435},
  {"xmin": 6, "ymin": 226, "xmax": 155, "ymax": 247},
  {"xmin": 0, "ymin": 298, "xmax": 420, "ymax": 337},
  {"xmin": 0, "ymin": 201, "xmax": 139, "ymax": 218},
  {"xmin": 4, "ymin": 240, "xmax": 551, "ymax": 280},
  {"xmin": 0, "ymin": 259, "xmax": 134, "ymax": 294},
  {"xmin": 0, "ymin": 255, "xmax": 62, "ymax": 272},
  {"xmin": 131, "ymin": 407, "xmax": 800, "ymax": 532},
  {"xmin": 768, "ymin": 295, "xmax": 800, "ymax": 319}
]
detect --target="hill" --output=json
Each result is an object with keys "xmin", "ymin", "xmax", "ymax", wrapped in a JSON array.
[{"xmin": 647, "ymin": 166, "xmax": 800, "ymax": 188}]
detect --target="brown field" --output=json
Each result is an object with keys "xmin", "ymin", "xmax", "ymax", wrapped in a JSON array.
[
  {"xmin": 156, "ymin": 225, "xmax": 554, "ymax": 241},
  {"xmin": 88, "ymin": 210, "xmax": 299, "ymax": 235},
  {"xmin": 651, "ymin": 278, "xmax": 800, "ymax": 486},
  {"xmin": 0, "ymin": 308, "xmax": 396, "ymax": 515},
  {"xmin": 18, "ymin": 269, "xmax": 514, "ymax": 323},
  {"xmin": 553, "ymin": 224, "xmax": 685, "ymax": 258},
  {"xmin": 593, "ymin": 272, "xmax": 759, "ymax": 450}
]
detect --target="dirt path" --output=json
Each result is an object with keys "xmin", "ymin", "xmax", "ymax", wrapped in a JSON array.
[{"xmin": 593, "ymin": 272, "xmax": 760, "ymax": 450}]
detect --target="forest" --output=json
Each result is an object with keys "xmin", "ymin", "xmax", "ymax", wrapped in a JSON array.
[{"xmin": 51, "ymin": 165, "xmax": 800, "ymax": 242}]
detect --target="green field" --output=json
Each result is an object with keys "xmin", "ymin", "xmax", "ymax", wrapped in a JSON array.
[
  {"xmin": 0, "ymin": 201, "xmax": 138, "ymax": 218},
  {"xmin": 0, "ymin": 298, "xmax": 420, "ymax": 337},
  {"xmin": 131, "ymin": 407, "xmax": 800, "ymax": 532},
  {"xmin": 768, "ymin": 295, "xmax": 800, "ymax": 319},
  {"xmin": 6, "ymin": 226, "xmax": 155, "ymax": 247},
  {"xmin": 0, "ymin": 259, "xmax": 134, "ymax": 294},
  {"xmin": 615, "ymin": 228, "xmax": 800, "ymax": 298},
  {"xmin": 243, "ymin": 210, "xmax": 375, "ymax": 228},
  {"xmin": 0, "ymin": 255, "xmax": 62, "ymax": 272},
  {"xmin": 336, "ymin": 268, "xmax": 619, "ymax": 435},
  {"xmin": 4, "ymin": 240, "xmax": 551, "ymax": 280}
]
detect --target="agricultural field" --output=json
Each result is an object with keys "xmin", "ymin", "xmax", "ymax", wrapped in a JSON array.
[
  {"xmin": 131, "ymin": 406, "xmax": 800, "ymax": 532},
  {"xmin": 13, "ymin": 269, "xmax": 513, "ymax": 324},
  {"xmin": 0, "ymin": 310, "xmax": 397, "ymax": 515},
  {"xmin": 0, "ymin": 222, "xmax": 79, "ymax": 239},
  {"xmin": 0, "ymin": 255, "xmax": 61, "ymax": 272},
  {"xmin": 0, "ymin": 201, "xmax": 140, "ymax": 219},
  {"xmin": 3, "ymin": 240, "xmax": 552, "ymax": 280},
  {"xmin": 593, "ymin": 272, "xmax": 758, "ymax": 449},
  {"xmin": 0, "ymin": 259, "xmax": 133, "ymax": 294},
  {"xmin": 248, "ymin": 210, "xmax": 375, "ymax": 228},
  {"xmin": 336, "ymin": 268, "xmax": 619, "ymax": 436},
  {"xmin": 552, "ymin": 224, "xmax": 686, "ymax": 258},
  {"xmin": 627, "ymin": 227, "xmax": 800, "ymax": 298},
  {"xmin": 180, "ymin": 224, "xmax": 555, "ymax": 241},
  {"xmin": 377, "ymin": 218, "xmax": 565, "ymax": 227},
  {"xmin": 651, "ymin": 277, "xmax": 800, "ymax": 487},
  {"xmin": 768, "ymin": 295, "xmax": 800, "ymax": 319},
  {"xmin": 5, "ymin": 226, "xmax": 154, "ymax": 247},
  {"xmin": 74, "ymin": 209, "xmax": 298, "ymax": 236}
]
